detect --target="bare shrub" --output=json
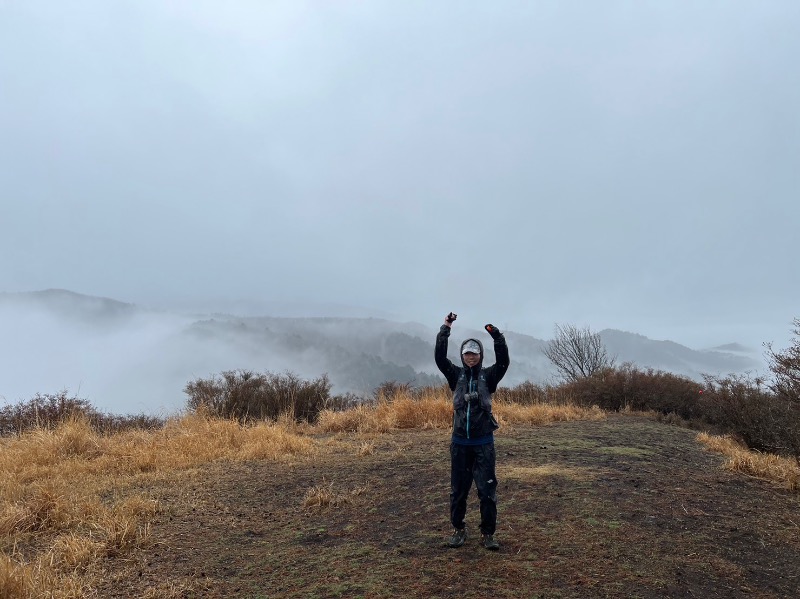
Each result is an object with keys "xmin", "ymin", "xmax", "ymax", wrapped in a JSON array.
[
  {"xmin": 543, "ymin": 324, "xmax": 614, "ymax": 381},
  {"xmin": 184, "ymin": 370, "xmax": 332, "ymax": 423},
  {"xmin": 558, "ymin": 364, "xmax": 702, "ymax": 417},
  {"xmin": 494, "ymin": 381, "xmax": 548, "ymax": 405},
  {"xmin": 96, "ymin": 413, "xmax": 165, "ymax": 435},
  {"xmin": 701, "ymin": 373, "xmax": 800, "ymax": 459},
  {"xmin": 0, "ymin": 391, "xmax": 163, "ymax": 437},
  {"xmin": 372, "ymin": 380, "xmax": 412, "ymax": 402},
  {"xmin": 324, "ymin": 392, "xmax": 364, "ymax": 412},
  {"xmin": 766, "ymin": 318, "xmax": 800, "ymax": 404},
  {"xmin": 0, "ymin": 391, "xmax": 97, "ymax": 436}
]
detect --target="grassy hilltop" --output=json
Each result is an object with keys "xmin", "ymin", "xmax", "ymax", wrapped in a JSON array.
[{"xmin": 2, "ymin": 382, "xmax": 799, "ymax": 598}]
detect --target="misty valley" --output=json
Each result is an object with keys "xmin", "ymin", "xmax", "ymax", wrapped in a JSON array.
[{"xmin": 1, "ymin": 290, "xmax": 762, "ymax": 415}]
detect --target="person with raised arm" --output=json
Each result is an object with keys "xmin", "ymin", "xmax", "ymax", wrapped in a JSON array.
[{"xmin": 435, "ymin": 312, "xmax": 509, "ymax": 550}]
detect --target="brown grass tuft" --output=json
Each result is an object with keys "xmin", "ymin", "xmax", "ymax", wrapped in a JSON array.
[
  {"xmin": 0, "ymin": 484, "xmax": 71, "ymax": 536},
  {"xmin": 302, "ymin": 482, "xmax": 368, "ymax": 509},
  {"xmin": 358, "ymin": 441, "xmax": 375, "ymax": 456},
  {"xmin": 48, "ymin": 533, "xmax": 105, "ymax": 572},
  {"xmin": 0, "ymin": 554, "xmax": 25, "ymax": 599},
  {"xmin": 317, "ymin": 404, "xmax": 388, "ymax": 433},
  {"xmin": 318, "ymin": 389, "xmax": 607, "ymax": 433},
  {"xmin": 697, "ymin": 432, "xmax": 800, "ymax": 491},
  {"xmin": 303, "ymin": 482, "xmax": 339, "ymax": 508},
  {"xmin": 0, "ymin": 551, "xmax": 90, "ymax": 599},
  {"xmin": 387, "ymin": 395, "xmax": 452, "ymax": 429},
  {"xmin": 494, "ymin": 401, "xmax": 606, "ymax": 426}
]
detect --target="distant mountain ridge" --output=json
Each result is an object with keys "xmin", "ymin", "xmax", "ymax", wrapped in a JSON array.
[
  {"xmin": 0, "ymin": 290, "xmax": 764, "ymax": 413},
  {"xmin": 0, "ymin": 289, "xmax": 138, "ymax": 326},
  {"xmin": 598, "ymin": 329, "xmax": 760, "ymax": 381}
]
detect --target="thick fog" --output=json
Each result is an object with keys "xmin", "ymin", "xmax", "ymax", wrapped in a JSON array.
[
  {"xmin": 0, "ymin": 302, "xmax": 188, "ymax": 413},
  {"xmin": 0, "ymin": 290, "xmax": 765, "ymax": 414},
  {"xmin": 1, "ymin": 2, "xmax": 798, "ymax": 411},
  {"xmin": 0, "ymin": 293, "xmax": 356, "ymax": 414}
]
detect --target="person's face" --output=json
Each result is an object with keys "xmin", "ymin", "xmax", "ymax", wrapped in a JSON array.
[{"xmin": 463, "ymin": 352, "xmax": 480, "ymax": 367}]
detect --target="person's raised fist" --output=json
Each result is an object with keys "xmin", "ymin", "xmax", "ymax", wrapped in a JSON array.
[{"xmin": 484, "ymin": 324, "xmax": 502, "ymax": 339}]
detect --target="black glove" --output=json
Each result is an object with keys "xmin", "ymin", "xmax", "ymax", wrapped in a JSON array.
[{"xmin": 484, "ymin": 324, "xmax": 502, "ymax": 340}]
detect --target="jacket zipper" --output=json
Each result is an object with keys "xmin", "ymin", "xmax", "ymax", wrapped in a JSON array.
[{"xmin": 466, "ymin": 371, "xmax": 473, "ymax": 439}]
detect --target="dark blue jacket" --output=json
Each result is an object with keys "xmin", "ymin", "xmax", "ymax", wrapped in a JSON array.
[{"xmin": 435, "ymin": 325, "xmax": 509, "ymax": 442}]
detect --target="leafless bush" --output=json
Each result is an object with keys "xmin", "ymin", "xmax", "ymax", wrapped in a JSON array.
[
  {"xmin": 766, "ymin": 318, "xmax": 800, "ymax": 404},
  {"xmin": 324, "ymin": 392, "xmax": 364, "ymax": 412},
  {"xmin": 184, "ymin": 370, "xmax": 332, "ymax": 423},
  {"xmin": 494, "ymin": 381, "xmax": 548, "ymax": 405},
  {"xmin": 543, "ymin": 323, "xmax": 614, "ymax": 381},
  {"xmin": 0, "ymin": 391, "xmax": 163, "ymax": 436},
  {"xmin": 701, "ymin": 373, "xmax": 800, "ymax": 459},
  {"xmin": 372, "ymin": 380, "xmax": 412, "ymax": 402},
  {"xmin": 556, "ymin": 365, "xmax": 702, "ymax": 416}
]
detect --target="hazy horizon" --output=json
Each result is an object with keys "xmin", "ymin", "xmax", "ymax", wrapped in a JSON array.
[
  {"xmin": 2, "ymin": 2, "xmax": 798, "ymax": 404},
  {"xmin": 4, "ymin": 285, "xmax": 792, "ymax": 352},
  {"xmin": 0, "ymin": 287, "xmax": 767, "ymax": 414}
]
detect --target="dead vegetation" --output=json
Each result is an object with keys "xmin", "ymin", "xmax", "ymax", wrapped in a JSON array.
[
  {"xmin": 0, "ymin": 413, "xmax": 314, "ymax": 599},
  {"xmin": 0, "ymin": 388, "xmax": 606, "ymax": 598},
  {"xmin": 302, "ymin": 481, "xmax": 369, "ymax": 509},
  {"xmin": 697, "ymin": 432, "xmax": 800, "ymax": 491},
  {"xmin": 4, "ymin": 379, "xmax": 800, "ymax": 597}
]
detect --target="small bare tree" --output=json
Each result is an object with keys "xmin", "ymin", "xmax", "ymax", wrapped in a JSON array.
[
  {"xmin": 766, "ymin": 318, "xmax": 800, "ymax": 403},
  {"xmin": 764, "ymin": 318, "xmax": 800, "ymax": 463},
  {"xmin": 543, "ymin": 323, "xmax": 614, "ymax": 382}
]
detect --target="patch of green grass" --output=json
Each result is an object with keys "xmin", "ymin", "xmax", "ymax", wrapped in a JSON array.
[{"xmin": 596, "ymin": 446, "xmax": 654, "ymax": 458}]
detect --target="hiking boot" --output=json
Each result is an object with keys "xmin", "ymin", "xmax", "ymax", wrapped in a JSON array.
[
  {"xmin": 447, "ymin": 528, "xmax": 467, "ymax": 548},
  {"xmin": 481, "ymin": 534, "xmax": 500, "ymax": 551}
]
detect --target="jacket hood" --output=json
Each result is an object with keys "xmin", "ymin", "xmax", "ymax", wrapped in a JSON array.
[{"xmin": 460, "ymin": 337, "xmax": 484, "ymax": 369}]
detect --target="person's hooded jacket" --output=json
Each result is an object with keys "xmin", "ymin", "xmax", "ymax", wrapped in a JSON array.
[{"xmin": 435, "ymin": 325, "xmax": 510, "ymax": 443}]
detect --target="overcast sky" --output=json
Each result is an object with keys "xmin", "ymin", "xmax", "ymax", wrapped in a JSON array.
[{"xmin": 1, "ymin": 1, "xmax": 798, "ymax": 350}]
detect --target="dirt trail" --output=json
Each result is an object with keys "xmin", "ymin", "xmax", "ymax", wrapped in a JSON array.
[{"xmin": 98, "ymin": 414, "xmax": 800, "ymax": 598}]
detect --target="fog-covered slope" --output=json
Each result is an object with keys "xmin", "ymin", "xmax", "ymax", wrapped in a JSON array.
[{"xmin": 0, "ymin": 291, "xmax": 764, "ymax": 414}]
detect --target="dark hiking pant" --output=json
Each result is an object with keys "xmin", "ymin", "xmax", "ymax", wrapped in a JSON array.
[{"xmin": 450, "ymin": 442, "xmax": 497, "ymax": 535}]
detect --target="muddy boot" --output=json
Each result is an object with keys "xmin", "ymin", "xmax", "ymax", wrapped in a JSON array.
[
  {"xmin": 481, "ymin": 534, "xmax": 500, "ymax": 551},
  {"xmin": 447, "ymin": 528, "xmax": 467, "ymax": 548}
]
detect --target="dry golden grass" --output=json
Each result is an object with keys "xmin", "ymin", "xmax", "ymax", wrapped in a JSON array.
[
  {"xmin": 358, "ymin": 441, "xmax": 375, "ymax": 456},
  {"xmin": 0, "ymin": 413, "xmax": 315, "ymax": 599},
  {"xmin": 697, "ymin": 432, "xmax": 800, "ymax": 491},
  {"xmin": 302, "ymin": 481, "xmax": 368, "ymax": 509},
  {"xmin": 494, "ymin": 400, "xmax": 606, "ymax": 426},
  {"xmin": 1, "ymin": 396, "xmax": 608, "ymax": 598},
  {"xmin": 317, "ymin": 392, "xmax": 452, "ymax": 433},
  {"xmin": 317, "ymin": 387, "xmax": 605, "ymax": 433},
  {"xmin": 0, "ymin": 551, "xmax": 90, "ymax": 599}
]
